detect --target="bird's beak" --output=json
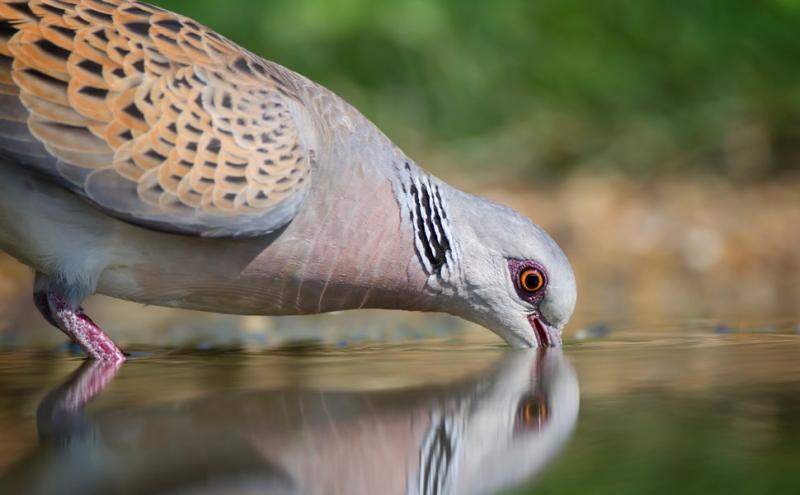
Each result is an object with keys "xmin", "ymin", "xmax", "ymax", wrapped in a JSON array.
[{"xmin": 527, "ymin": 314, "xmax": 562, "ymax": 348}]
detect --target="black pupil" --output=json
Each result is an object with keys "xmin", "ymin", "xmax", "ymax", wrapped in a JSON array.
[{"xmin": 524, "ymin": 272, "xmax": 540, "ymax": 290}]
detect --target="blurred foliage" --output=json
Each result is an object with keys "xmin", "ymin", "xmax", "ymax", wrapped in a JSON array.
[{"xmin": 165, "ymin": 1, "xmax": 799, "ymax": 179}]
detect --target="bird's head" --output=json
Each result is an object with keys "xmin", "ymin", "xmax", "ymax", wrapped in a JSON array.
[{"xmin": 440, "ymin": 187, "xmax": 577, "ymax": 347}]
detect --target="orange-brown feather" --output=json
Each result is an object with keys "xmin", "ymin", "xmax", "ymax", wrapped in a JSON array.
[{"xmin": 0, "ymin": 0, "xmax": 312, "ymax": 236}]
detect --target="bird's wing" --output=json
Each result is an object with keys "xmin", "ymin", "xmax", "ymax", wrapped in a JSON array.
[{"xmin": 0, "ymin": 0, "xmax": 315, "ymax": 237}]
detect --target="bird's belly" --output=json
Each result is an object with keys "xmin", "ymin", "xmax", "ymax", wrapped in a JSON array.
[
  {"xmin": 0, "ymin": 160, "xmax": 295, "ymax": 315},
  {"xmin": 96, "ymin": 264, "xmax": 284, "ymax": 316}
]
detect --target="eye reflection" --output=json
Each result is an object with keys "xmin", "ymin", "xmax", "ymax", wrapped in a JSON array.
[{"xmin": 516, "ymin": 392, "xmax": 550, "ymax": 432}]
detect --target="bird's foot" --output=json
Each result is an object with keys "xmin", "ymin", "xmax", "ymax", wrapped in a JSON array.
[{"xmin": 34, "ymin": 291, "xmax": 126, "ymax": 362}]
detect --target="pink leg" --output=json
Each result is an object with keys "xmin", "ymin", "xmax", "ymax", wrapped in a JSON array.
[{"xmin": 34, "ymin": 290, "xmax": 126, "ymax": 362}]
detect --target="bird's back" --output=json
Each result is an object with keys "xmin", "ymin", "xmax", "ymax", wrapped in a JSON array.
[{"xmin": 0, "ymin": 0, "xmax": 335, "ymax": 237}]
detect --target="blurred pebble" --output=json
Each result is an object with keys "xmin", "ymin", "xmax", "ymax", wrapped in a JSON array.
[
  {"xmin": 64, "ymin": 341, "xmax": 84, "ymax": 355},
  {"xmin": 574, "ymin": 323, "xmax": 611, "ymax": 341},
  {"xmin": 714, "ymin": 323, "xmax": 733, "ymax": 334}
]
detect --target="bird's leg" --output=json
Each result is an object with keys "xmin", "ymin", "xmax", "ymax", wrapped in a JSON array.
[
  {"xmin": 33, "ymin": 286, "xmax": 126, "ymax": 363},
  {"xmin": 33, "ymin": 290, "xmax": 60, "ymax": 328}
]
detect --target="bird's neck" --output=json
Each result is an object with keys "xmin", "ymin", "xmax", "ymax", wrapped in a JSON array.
[{"xmin": 241, "ymin": 122, "xmax": 448, "ymax": 315}]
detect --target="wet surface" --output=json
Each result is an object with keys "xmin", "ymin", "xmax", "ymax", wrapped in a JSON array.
[{"xmin": 1, "ymin": 326, "xmax": 799, "ymax": 494}]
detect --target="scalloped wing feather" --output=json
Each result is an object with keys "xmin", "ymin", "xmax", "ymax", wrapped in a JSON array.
[{"xmin": 0, "ymin": 0, "xmax": 314, "ymax": 237}]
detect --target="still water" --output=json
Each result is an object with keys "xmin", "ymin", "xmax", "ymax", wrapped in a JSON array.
[{"xmin": 0, "ymin": 326, "xmax": 799, "ymax": 494}]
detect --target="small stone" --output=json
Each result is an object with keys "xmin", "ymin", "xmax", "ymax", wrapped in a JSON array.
[
  {"xmin": 574, "ymin": 323, "xmax": 610, "ymax": 341},
  {"xmin": 713, "ymin": 323, "xmax": 733, "ymax": 334}
]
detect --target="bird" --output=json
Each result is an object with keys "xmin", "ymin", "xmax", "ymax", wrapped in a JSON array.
[{"xmin": 0, "ymin": 0, "xmax": 576, "ymax": 361}]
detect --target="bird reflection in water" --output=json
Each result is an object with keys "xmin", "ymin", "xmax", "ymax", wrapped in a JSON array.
[{"xmin": 0, "ymin": 350, "xmax": 578, "ymax": 495}]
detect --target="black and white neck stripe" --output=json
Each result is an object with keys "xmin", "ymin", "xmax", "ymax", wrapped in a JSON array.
[{"xmin": 401, "ymin": 162, "xmax": 457, "ymax": 281}]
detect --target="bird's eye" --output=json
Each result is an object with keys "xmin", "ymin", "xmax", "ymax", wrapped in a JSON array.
[{"xmin": 519, "ymin": 268, "xmax": 545, "ymax": 293}]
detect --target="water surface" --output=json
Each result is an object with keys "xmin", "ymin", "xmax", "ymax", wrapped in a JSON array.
[{"xmin": 0, "ymin": 326, "xmax": 799, "ymax": 494}]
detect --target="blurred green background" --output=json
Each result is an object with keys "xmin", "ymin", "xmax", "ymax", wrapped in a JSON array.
[{"xmin": 160, "ymin": 0, "xmax": 800, "ymax": 181}]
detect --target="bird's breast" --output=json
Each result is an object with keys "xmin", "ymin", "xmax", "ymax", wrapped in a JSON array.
[{"xmin": 98, "ymin": 158, "xmax": 432, "ymax": 316}]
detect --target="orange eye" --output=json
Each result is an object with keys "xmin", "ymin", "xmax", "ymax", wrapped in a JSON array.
[{"xmin": 520, "ymin": 268, "xmax": 545, "ymax": 293}]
